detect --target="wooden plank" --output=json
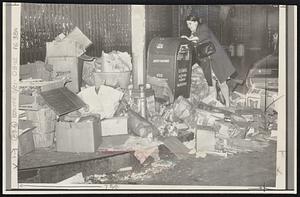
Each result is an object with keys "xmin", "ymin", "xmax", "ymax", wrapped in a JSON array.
[
  {"xmin": 19, "ymin": 148, "xmax": 130, "ymax": 170},
  {"xmin": 162, "ymin": 136, "xmax": 190, "ymax": 160},
  {"xmin": 18, "ymin": 152, "xmax": 137, "ymax": 183}
]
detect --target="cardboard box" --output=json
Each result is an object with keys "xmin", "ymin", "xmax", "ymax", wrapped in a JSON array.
[
  {"xmin": 65, "ymin": 27, "xmax": 92, "ymax": 49},
  {"xmin": 19, "ymin": 78, "xmax": 66, "ymax": 92},
  {"xmin": 101, "ymin": 116, "xmax": 128, "ymax": 136},
  {"xmin": 19, "ymin": 94, "xmax": 42, "ymax": 111},
  {"xmin": 56, "ymin": 116, "xmax": 102, "ymax": 153},
  {"xmin": 46, "ymin": 38, "xmax": 85, "ymax": 57},
  {"xmin": 195, "ymin": 126, "xmax": 216, "ymax": 152},
  {"xmin": 46, "ymin": 56, "xmax": 83, "ymax": 93},
  {"xmin": 46, "ymin": 27, "xmax": 92, "ymax": 58},
  {"xmin": 20, "ymin": 61, "xmax": 53, "ymax": 81}
]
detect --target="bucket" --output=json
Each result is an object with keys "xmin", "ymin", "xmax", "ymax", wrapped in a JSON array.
[{"xmin": 93, "ymin": 71, "xmax": 131, "ymax": 89}]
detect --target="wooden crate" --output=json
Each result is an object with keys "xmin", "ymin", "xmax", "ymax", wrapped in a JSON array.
[
  {"xmin": 32, "ymin": 131, "xmax": 55, "ymax": 148},
  {"xmin": 26, "ymin": 107, "xmax": 57, "ymax": 133},
  {"xmin": 19, "ymin": 94, "xmax": 41, "ymax": 111}
]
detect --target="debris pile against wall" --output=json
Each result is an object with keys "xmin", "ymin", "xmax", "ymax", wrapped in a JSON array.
[{"xmin": 19, "ymin": 26, "xmax": 278, "ymax": 184}]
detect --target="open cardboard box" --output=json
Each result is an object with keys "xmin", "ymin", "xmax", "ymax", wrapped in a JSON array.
[{"xmin": 56, "ymin": 115, "xmax": 102, "ymax": 153}]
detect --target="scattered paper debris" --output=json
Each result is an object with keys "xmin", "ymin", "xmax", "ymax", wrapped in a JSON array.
[
  {"xmin": 196, "ymin": 151, "xmax": 207, "ymax": 158},
  {"xmin": 100, "ymin": 51, "xmax": 132, "ymax": 72},
  {"xmin": 183, "ymin": 139, "xmax": 196, "ymax": 150},
  {"xmin": 270, "ymin": 130, "xmax": 277, "ymax": 137},
  {"xmin": 205, "ymin": 151, "xmax": 228, "ymax": 158},
  {"xmin": 86, "ymin": 174, "xmax": 109, "ymax": 183},
  {"xmin": 77, "ymin": 85, "xmax": 123, "ymax": 119},
  {"xmin": 189, "ymin": 148, "xmax": 196, "ymax": 155},
  {"xmin": 117, "ymin": 166, "xmax": 133, "ymax": 172},
  {"xmin": 134, "ymin": 146, "xmax": 159, "ymax": 164},
  {"xmin": 151, "ymin": 160, "xmax": 175, "ymax": 168}
]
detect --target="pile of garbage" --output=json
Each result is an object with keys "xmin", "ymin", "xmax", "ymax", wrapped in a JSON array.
[
  {"xmin": 19, "ymin": 26, "xmax": 279, "ymax": 184},
  {"xmin": 82, "ymin": 50, "xmax": 132, "ymax": 87}
]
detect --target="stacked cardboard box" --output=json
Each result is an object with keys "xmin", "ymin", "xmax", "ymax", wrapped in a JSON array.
[{"xmin": 45, "ymin": 27, "xmax": 92, "ymax": 93}]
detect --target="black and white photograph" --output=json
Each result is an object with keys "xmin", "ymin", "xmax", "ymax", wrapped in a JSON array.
[{"xmin": 2, "ymin": 2, "xmax": 297, "ymax": 194}]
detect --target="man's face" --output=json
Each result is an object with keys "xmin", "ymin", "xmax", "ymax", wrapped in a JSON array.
[{"xmin": 186, "ymin": 20, "xmax": 198, "ymax": 33}]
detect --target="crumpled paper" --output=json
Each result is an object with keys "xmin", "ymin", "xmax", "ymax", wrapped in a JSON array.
[
  {"xmin": 100, "ymin": 51, "xmax": 132, "ymax": 72},
  {"xmin": 77, "ymin": 85, "xmax": 123, "ymax": 119},
  {"xmin": 98, "ymin": 135, "xmax": 162, "ymax": 164}
]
